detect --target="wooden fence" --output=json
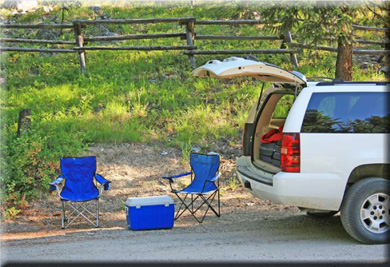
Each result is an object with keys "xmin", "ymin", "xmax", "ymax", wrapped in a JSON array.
[{"xmin": 1, "ymin": 17, "xmax": 389, "ymax": 72}]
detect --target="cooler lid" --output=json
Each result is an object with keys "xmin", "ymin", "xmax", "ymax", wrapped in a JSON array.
[
  {"xmin": 126, "ymin": 195, "xmax": 174, "ymax": 207},
  {"xmin": 192, "ymin": 56, "xmax": 307, "ymax": 85}
]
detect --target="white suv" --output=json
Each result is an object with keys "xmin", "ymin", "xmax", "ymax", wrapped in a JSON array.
[{"xmin": 192, "ymin": 56, "xmax": 390, "ymax": 244}]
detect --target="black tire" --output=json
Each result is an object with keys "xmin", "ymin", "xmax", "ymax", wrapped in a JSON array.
[{"xmin": 340, "ymin": 178, "xmax": 390, "ymax": 244}]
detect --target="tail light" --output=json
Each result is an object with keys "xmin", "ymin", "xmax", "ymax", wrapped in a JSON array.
[{"xmin": 281, "ymin": 133, "xmax": 300, "ymax": 172}]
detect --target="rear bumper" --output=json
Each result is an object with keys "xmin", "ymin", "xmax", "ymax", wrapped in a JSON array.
[{"xmin": 236, "ymin": 156, "xmax": 345, "ymax": 211}]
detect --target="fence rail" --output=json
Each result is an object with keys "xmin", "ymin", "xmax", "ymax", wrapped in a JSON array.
[
  {"xmin": 352, "ymin": 24, "xmax": 390, "ymax": 32},
  {"xmin": 0, "ymin": 38, "xmax": 76, "ymax": 44},
  {"xmin": 0, "ymin": 23, "xmax": 74, "ymax": 29},
  {"xmin": 0, "ymin": 47, "xmax": 76, "ymax": 52},
  {"xmin": 183, "ymin": 49, "xmax": 295, "ymax": 55},
  {"xmin": 73, "ymin": 45, "xmax": 196, "ymax": 51},
  {"xmin": 289, "ymin": 43, "xmax": 390, "ymax": 55},
  {"xmin": 195, "ymin": 35, "xmax": 280, "ymax": 41},
  {"xmin": 83, "ymin": 33, "xmax": 187, "ymax": 42},
  {"xmin": 0, "ymin": 17, "xmax": 388, "ymax": 72},
  {"xmin": 73, "ymin": 17, "xmax": 195, "ymax": 25},
  {"xmin": 196, "ymin": 19, "xmax": 266, "ymax": 25}
]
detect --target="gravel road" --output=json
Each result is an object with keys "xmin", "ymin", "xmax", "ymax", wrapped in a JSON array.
[{"xmin": 2, "ymin": 208, "xmax": 389, "ymax": 264}]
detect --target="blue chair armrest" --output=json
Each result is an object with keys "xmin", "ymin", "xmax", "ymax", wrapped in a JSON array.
[
  {"xmin": 49, "ymin": 175, "xmax": 64, "ymax": 191},
  {"xmin": 95, "ymin": 174, "xmax": 111, "ymax": 190},
  {"xmin": 163, "ymin": 172, "xmax": 192, "ymax": 179},
  {"xmin": 207, "ymin": 173, "xmax": 221, "ymax": 183},
  {"xmin": 201, "ymin": 173, "xmax": 221, "ymax": 193},
  {"xmin": 162, "ymin": 172, "xmax": 192, "ymax": 182}
]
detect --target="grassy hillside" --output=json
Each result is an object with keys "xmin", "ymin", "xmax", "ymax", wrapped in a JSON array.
[{"xmin": 0, "ymin": 1, "xmax": 387, "ymax": 217}]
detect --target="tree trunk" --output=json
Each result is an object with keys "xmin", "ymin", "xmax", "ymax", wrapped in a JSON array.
[
  {"xmin": 335, "ymin": 40, "xmax": 353, "ymax": 81},
  {"xmin": 335, "ymin": 6, "xmax": 354, "ymax": 81}
]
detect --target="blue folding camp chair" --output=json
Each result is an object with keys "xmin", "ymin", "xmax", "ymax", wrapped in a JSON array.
[
  {"xmin": 49, "ymin": 156, "xmax": 111, "ymax": 229},
  {"xmin": 163, "ymin": 153, "xmax": 221, "ymax": 223}
]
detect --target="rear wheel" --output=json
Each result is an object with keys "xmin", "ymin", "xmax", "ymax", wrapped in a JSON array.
[{"xmin": 340, "ymin": 178, "xmax": 390, "ymax": 244}]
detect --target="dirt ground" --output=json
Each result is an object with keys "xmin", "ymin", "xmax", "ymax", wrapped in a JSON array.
[
  {"xmin": 2, "ymin": 144, "xmax": 389, "ymax": 264},
  {"xmin": 0, "ymin": 142, "xmax": 300, "ymax": 241}
]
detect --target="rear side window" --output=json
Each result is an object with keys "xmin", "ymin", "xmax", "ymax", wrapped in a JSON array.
[{"xmin": 301, "ymin": 92, "xmax": 390, "ymax": 133}]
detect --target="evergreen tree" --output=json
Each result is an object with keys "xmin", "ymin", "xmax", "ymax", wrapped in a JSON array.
[{"xmin": 259, "ymin": 1, "xmax": 366, "ymax": 80}]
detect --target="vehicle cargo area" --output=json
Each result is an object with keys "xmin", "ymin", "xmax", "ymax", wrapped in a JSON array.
[{"xmin": 252, "ymin": 91, "xmax": 295, "ymax": 173}]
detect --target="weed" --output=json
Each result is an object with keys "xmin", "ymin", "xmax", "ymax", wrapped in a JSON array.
[
  {"xmin": 227, "ymin": 174, "xmax": 241, "ymax": 191},
  {"xmin": 180, "ymin": 139, "xmax": 193, "ymax": 164}
]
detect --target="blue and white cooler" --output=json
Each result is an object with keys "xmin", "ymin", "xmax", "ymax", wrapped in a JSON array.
[{"xmin": 125, "ymin": 195, "xmax": 174, "ymax": 230}]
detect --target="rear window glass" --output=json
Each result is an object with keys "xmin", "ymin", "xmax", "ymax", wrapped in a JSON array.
[
  {"xmin": 272, "ymin": 95, "xmax": 294, "ymax": 119},
  {"xmin": 301, "ymin": 92, "xmax": 390, "ymax": 133}
]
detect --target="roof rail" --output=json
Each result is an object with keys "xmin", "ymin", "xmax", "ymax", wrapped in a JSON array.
[
  {"xmin": 307, "ymin": 77, "xmax": 342, "ymax": 82},
  {"xmin": 316, "ymin": 81, "xmax": 390, "ymax": 86}
]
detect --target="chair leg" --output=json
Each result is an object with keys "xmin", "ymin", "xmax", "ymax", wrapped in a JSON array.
[
  {"xmin": 194, "ymin": 191, "xmax": 220, "ymax": 223},
  {"xmin": 189, "ymin": 194, "xmax": 212, "ymax": 223},
  {"xmin": 199, "ymin": 191, "xmax": 220, "ymax": 217},
  {"xmin": 96, "ymin": 198, "xmax": 99, "ymax": 228},
  {"xmin": 174, "ymin": 193, "xmax": 189, "ymax": 220},
  {"xmin": 60, "ymin": 200, "xmax": 99, "ymax": 229},
  {"xmin": 174, "ymin": 193, "xmax": 201, "ymax": 220},
  {"xmin": 61, "ymin": 201, "xmax": 65, "ymax": 229},
  {"xmin": 191, "ymin": 194, "xmax": 194, "ymax": 213},
  {"xmin": 201, "ymin": 189, "xmax": 220, "ymax": 217},
  {"xmin": 218, "ymin": 188, "xmax": 221, "ymax": 216},
  {"xmin": 174, "ymin": 190, "xmax": 220, "ymax": 223}
]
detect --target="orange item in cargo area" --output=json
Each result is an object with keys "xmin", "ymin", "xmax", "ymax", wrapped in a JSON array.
[{"xmin": 260, "ymin": 125, "xmax": 284, "ymax": 143}]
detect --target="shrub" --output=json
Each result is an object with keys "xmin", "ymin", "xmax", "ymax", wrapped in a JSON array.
[{"xmin": 0, "ymin": 125, "xmax": 85, "ymax": 218}]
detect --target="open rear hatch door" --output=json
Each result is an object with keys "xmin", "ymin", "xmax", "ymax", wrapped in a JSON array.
[
  {"xmin": 192, "ymin": 57, "xmax": 307, "ymax": 180},
  {"xmin": 192, "ymin": 56, "xmax": 307, "ymax": 86}
]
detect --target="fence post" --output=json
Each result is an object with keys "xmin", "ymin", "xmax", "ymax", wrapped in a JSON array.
[
  {"xmin": 185, "ymin": 18, "xmax": 196, "ymax": 68},
  {"xmin": 282, "ymin": 29, "xmax": 299, "ymax": 69},
  {"xmin": 73, "ymin": 21, "xmax": 87, "ymax": 73}
]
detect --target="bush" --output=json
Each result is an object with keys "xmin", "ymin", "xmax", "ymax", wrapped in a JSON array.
[{"xmin": 0, "ymin": 125, "xmax": 85, "ymax": 218}]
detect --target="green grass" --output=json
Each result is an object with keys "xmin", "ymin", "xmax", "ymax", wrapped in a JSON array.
[{"xmin": 0, "ymin": 1, "xmax": 387, "ymax": 217}]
